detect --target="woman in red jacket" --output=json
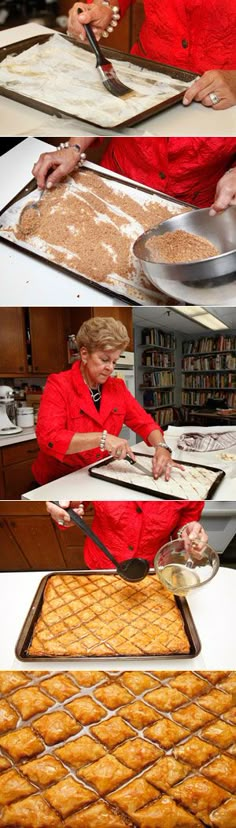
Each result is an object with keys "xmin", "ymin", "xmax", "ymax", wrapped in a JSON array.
[
  {"xmin": 33, "ymin": 316, "xmax": 182, "ymax": 486},
  {"xmin": 32, "ymin": 137, "xmax": 236, "ymax": 213},
  {"xmin": 46, "ymin": 500, "xmax": 208, "ymax": 569},
  {"xmin": 67, "ymin": 0, "xmax": 236, "ymax": 108}
]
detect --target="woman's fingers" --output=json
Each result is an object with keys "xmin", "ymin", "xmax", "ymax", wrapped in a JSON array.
[
  {"xmin": 210, "ymin": 170, "xmax": 236, "ymax": 214},
  {"xmin": 32, "ymin": 154, "xmax": 57, "ymax": 188},
  {"xmin": 68, "ymin": 1, "xmax": 112, "ymax": 41},
  {"xmin": 32, "ymin": 149, "xmax": 79, "ymax": 189},
  {"xmin": 46, "ymin": 500, "xmax": 84, "ymax": 524}
]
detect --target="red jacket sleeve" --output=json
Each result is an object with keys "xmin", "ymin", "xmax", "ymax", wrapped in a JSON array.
[
  {"xmin": 36, "ymin": 376, "xmax": 75, "ymax": 462},
  {"xmin": 174, "ymin": 502, "xmax": 205, "ymax": 535},
  {"xmin": 123, "ymin": 384, "xmax": 163, "ymax": 442}
]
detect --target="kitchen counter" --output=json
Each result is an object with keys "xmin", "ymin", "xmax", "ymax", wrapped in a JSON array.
[
  {"xmin": 0, "ymin": 567, "xmax": 235, "ymax": 670},
  {"xmin": 22, "ymin": 438, "xmax": 236, "ymax": 501},
  {"xmin": 0, "ymin": 24, "xmax": 236, "ymax": 138},
  {"xmin": 0, "ymin": 427, "xmax": 35, "ymax": 448}
]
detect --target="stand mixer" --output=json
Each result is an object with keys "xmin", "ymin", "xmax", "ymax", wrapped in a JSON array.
[{"xmin": 0, "ymin": 386, "xmax": 22, "ymax": 435}]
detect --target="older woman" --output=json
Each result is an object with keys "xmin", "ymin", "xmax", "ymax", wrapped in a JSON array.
[
  {"xmin": 33, "ymin": 137, "xmax": 236, "ymax": 213},
  {"xmin": 46, "ymin": 500, "xmax": 208, "ymax": 569},
  {"xmin": 33, "ymin": 317, "xmax": 182, "ymax": 486},
  {"xmin": 67, "ymin": 0, "xmax": 236, "ymax": 108}
]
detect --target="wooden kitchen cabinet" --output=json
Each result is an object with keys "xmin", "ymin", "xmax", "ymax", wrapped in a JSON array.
[
  {"xmin": 0, "ymin": 502, "xmax": 94, "ymax": 570},
  {"xmin": 0, "ymin": 439, "xmax": 38, "ymax": 500},
  {"xmin": 0, "ymin": 308, "xmax": 28, "ymax": 375},
  {"xmin": 29, "ymin": 308, "xmax": 69, "ymax": 374}
]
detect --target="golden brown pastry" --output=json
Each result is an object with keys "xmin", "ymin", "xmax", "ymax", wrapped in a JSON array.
[
  {"xmin": 0, "ymin": 769, "xmax": 35, "ymax": 806},
  {"xmin": 145, "ymin": 755, "xmax": 191, "ymax": 792},
  {"xmin": 0, "ymin": 701, "xmax": 19, "ymax": 734},
  {"xmin": 44, "ymin": 777, "xmax": 96, "ymax": 818},
  {"xmin": 210, "ymin": 797, "xmax": 236, "ymax": 827},
  {"xmin": 172, "ymin": 702, "xmax": 215, "ymax": 730},
  {"xmin": 0, "ymin": 727, "xmax": 44, "ymax": 761},
  {"xmin": 1, "ymin": 794, "xmax": 63, "ymax": 827},
  {"xmin": 108, "ymin": 776, "xmax": 159, "ymax": 817},
  {"xmin": 94, "ymin": 681, "xmax": 133, "ymax": 709},
  {"xmin": 144, "ymin": 719, "xmax": 188, "ymax": 749},
  {"xmin": 33, "ymin": 710, "xmax": 80, "ymax": 745},
  {"xmin": 134, "ymin": 795, "xmax": 202, "ymax": 827},
  {"xmin": 172, "ymin": 775, "xmax": 228, "ymax": 822},
  {"xmin": 200, "ymin": 720, "xmax": 236, "ymax": 749},
  {"xmin": 10, "ymin": 687, "xmax": 54, "ymax": 720},
  {"xmin": 55, "ymin": 735, "xmax": 106, "ymax": 768},
  {"xmin": 91, "ymin": 716, "xmax": 135, "ymax": 749},
  {"xmin": 119, "ymin": 700, "xmax": 159, "ymax": 729},
  {"xmin": 20, "ymin": 754, "xmax": 67, "ymax": 786},
  {"xmin": 144, "ymin": 686, "xmax": 187, "ymax": 712},
  {"xmin": 113, "ymin": 737, "xmax": 162, "ymax": 771},
  {"xmin": 65, "ymin": 696, "xmax": 106, "ymax": 725},
  {"xmin": 40, "ymin": 674, "xmax": 78, "ymax": 701},
  {"xmin": 0, "ymin": 672, "xmax": 28, "ymax": 694},
  {"xmin": 64, "ymin": 801, "xmax": 131, "ymax": 827},
  {"xmin": 169, "ymin": 672, "xmax": 210, "ymax": 698},
  {"xmin": 174, "ymin": 735, "xmax": 218, "ymax": 767},
  {"xmin": 78, "ymin": 754, "xmax": 133, "ymax": 795},
  {"xmin": 202, "ymin": 754, "xmax": 236, "ymax": 793}
]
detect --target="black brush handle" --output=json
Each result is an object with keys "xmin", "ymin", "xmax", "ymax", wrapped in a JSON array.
[
  {"xmin": 77, "ymin": 7, "xmax": 106, "ymax": 66},
  {"xmin": 52, "ymin": 501, "xmax": 119, "ymax": 568}
]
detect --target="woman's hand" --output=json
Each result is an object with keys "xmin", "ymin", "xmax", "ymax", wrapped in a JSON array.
[
  {"xmin": 153, "ymin": 447, "xmax": 185, "ymax": 482},
  {"xmin": 32, "ymin": 148, "xmax": 80, "ymax": 189},
  {"xmin": 105, "ymin": 434, "xmax": 136, "ymax": 461},
  {"xmin": 180, "ymin": 522, "xmax": 208, "ymax": 556},
  {"xmin": 209, "ymin": 168, "xmax": 236, "ymax": 215},
  {"xmin": 68, "ymin": 1, "xmax": 113, "ymax": 42},
  {"xmin": 183, "ymin": 70, "xmax": 236, "ymax": 109},
  {"xmin": 46, "ymin": 500, "xmax": 84, "ymax": 525}
]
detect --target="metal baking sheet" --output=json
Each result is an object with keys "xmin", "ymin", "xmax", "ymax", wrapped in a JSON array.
[
  {"xmin": 89, "ymin": 453, "xmax": 225, "ymax": 500},
  {"xmin": 0, "ymin": 33, "xmax": 197, "ymax": 130},
  {"xmin": 0, "ymin": 165, "xmax": 193, "ymax": 306},
  {"xmin": 15, "ymin": 570, "xmax": 201, "ymax": 661}
]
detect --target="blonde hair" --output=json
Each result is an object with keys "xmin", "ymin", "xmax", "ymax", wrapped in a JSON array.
[{"xmin": 76, "ymin": 317, "xmax": 130, "ymax": 352}]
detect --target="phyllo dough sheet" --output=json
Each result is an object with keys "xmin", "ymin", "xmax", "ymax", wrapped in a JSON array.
[
  {"xmin": 27, "ymin": 574, "xmax": 190, "ymax": 658},
  {"xmin": 90, "ymin": 456, "xmax": 222, "ymax": 500},
  {"xmin": 0, "ymin": 33, "xmax": 192, "ymax": 128},
  {"xmin": 0, "ymin": 669, "xmax": 235, "ymax": 827}
]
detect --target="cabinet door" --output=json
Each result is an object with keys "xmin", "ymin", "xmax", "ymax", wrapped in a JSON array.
[
  {"xmin": 0, "ymin": 308, "xmax": 27, "ymax": 375},
  {"xmin": 4, "ymin": 460, "xmax": 37, "ymax": 500},
  {"xmin": 30, "ymin": 308, "xmax": 68, "ymax": 374},
  {"xmin": 5, "ymin": 517, "xmax": 67, "ymax": 569},
  {"xmin": 0, "ymin": 520, "xmax": 30, "ymax": 570}
]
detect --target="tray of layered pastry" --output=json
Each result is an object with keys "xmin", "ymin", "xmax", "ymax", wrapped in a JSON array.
[
  {"xmin": 0, "ymin": 669, "xmax": 235, "ymax": 827},
  {"xmin": 15, "ymin": 570, "xmax": 201, "ymax": 661},
  {"xmin": 0, "ymin": 33, "xmax": 197, "ymax": 129},
  {"xmin": 89, "ymin": 454, "xmax": 225, "ymax": 500},
  {"xmin": 0, "ymin": 164, "xmax": 192, "ymax": 305}
]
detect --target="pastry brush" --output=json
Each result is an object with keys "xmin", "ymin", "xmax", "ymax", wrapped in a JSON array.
[{"xmin": 77, "ymin": 8, "xmax": 134, "ymax": 97}]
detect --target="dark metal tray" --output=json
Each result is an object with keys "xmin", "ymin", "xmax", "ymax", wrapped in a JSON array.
[
  {"xmin": 0, "ymin": 166, "xmax": 193, "ymax": 306},
  {"xmin": 0, "ymin": 33, "xmax": 197, "ymax": 130},
  {"xmin": 89, "ymin": 452, "xmax": 225, "ymax": 500},
  {"xmin": 15, "ymin": 569, "xmax": 201, "ymax": 661}
]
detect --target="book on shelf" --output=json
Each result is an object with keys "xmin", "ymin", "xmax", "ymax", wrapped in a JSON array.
[
  {"xmin": 154, "ymin": 408, "xmax": 174, "ymax": 427},
  {"xmin": 182, "ymin": 354, "xmax": 236, "ymax": 371},
  {"xmin": 183, "ymin": 373, "xmax": 236, "ymax": 390},
  {"xmin": 182, "ymin": 391, "xmax": 236, "ymax": 407},
  {"xmin": 182, "ymin": 335, "xmax": 236, "ymax": 355},
  {"xmin": 142, "ymin": 351, "xmax": 175, "ymax": 368},
  {"xmin": 143, "ymin": 389, "xmax": 174, "ymax": 407},
  {"xmin": 142, "ymin": 371, "xmax": 175, "ymax": 387},
  {"xmin": 141, "ymin": 328, "xmax": 175, "ymax": 349}
]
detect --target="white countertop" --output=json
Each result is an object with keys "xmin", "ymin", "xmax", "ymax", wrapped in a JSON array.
[
  {"xmin": 0, "ymin": 427, "xmax": 35, "ymax": 448},
  {"xmin": 1, "ymin": 567, "xmax": 235, "ymax": 670},
  {"xmin": 0, "ymin": 24, "xmax": 236, "ymax": 137},
  {"xmin": 0, "ymin": 138, "xmax": 141, "ymax": 306},
  {"xmin": 22, "ymin": 438, "xmax": 236, "ymax": 501}
]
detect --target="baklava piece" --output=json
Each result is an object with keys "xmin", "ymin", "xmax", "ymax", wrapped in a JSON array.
[
  {"xmin": 0, "ymin": 727, "xmax": 44, "ymax": 761},
  {"xmin": 91, "ymin": 715, "xmax": 135, "ymax": 749},
  {"xmin": 200, "ymin": 720, "xmax": 236, "ymax": 749},
  {"xmin": 198, "ymin": 689, "xmax": 233, "ymax": 716},
  {"xmin": 33, "ymin": 710, "xmax": 80, "ymax": 745},
  {"xmin": 65, "ymin": 696, "xmax": 106, "ymax": 725},
  {"xmin": 78, "ymin": 754, "xmax": 133, "ymax": 795},
  {"xmin": 174, "ymin": 735, "xmax": 218, "ymax": 767},
  {"xmin": 0, "ymin": 672, "xmax": 29, "ymax": 694},
  {"xmin": 0, "ymin": 701, "xmax": 19, "ymax": 734},
  {"xmin": 68, "ymin": 671, "xmax": 106, "ymax": 687},
  {"xmin": 120, "ymin": 671, "xmax": 158, "ymax": 694},
  {"xmin": 94, "ymin": 681, "xmax": 133, "ymax": 710},
  {"xmin": 1, "ymin": 794, "xmax": 62, "ymax": 827},
  {"xmin": 144, "ymin": 686, "xmax": 187, "ymax": 712},
  {"xmin": 10, "ymin": 687, "xmax": 54, "ymax": 720},
  {"xmin": 134, "ymin": 795, "xmax": 202, "ymax": 827},
  {"xmin": 44, "ymin": 776, "xmax": 96, "ymax": 818},
  {"xmin": 108, "ymin": 776, "xmax": 159, "ymax": 817},
  {"xmin": 0, "ymin": 769, "xmax": 35, "ymax": 806},
  {"xmin": 172, "ymin": 775, "xmax": 228, "ymax": 823},
  {"xmin": 145, "ymin": 755, "xmax": 191, "ymax": 792},
  {"xmin": 144, "ymin": 718, "xmax": 188, "ymax": 749},
  {"xmin": 202, "ymin": 754, "xmax": 236, "ymax": 793},
  {"xmin": 20, "ymin": 754, "xmax": 67, "ymax": 786},
  {"xmin": 113, "ymin": 737, "xmax": 162, "ymax": 771},
  {"xmin": 55, "ymin": 734, "xmax": 106, "ymax": 768},
  {"xmin": 64, "ymin": 801, "xmax": 131, "ymax": 827},
  {"xmin": 172, "ymin": 702, "xmax": 214, "ymax": 730},
  {"xmin": 40, "ymin": 674, "xmax": 78, "ymax": 701},
  {"xmin": 169, "ymin": 672, "xmax": 210, "ymax": 698},
  {"xmin": 210, "ymin": 797, "xmax": 236, "ymax": 827}
]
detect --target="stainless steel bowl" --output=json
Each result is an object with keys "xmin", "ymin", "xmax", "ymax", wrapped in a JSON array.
[{"xmin": 133, "ymin": 206, "xmax": 236, "ymax": 284}]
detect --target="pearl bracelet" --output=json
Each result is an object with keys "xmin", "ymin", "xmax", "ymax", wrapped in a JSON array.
[
  {"xmin": 100, "ymin": 429, "xmax": 107, "ymax": 451},
  {"xmin": 102, "ymin": 2, "xmax": 120, "ymax": 38},
  {"xmin": 59, "ymin": 141, "xmax": 87, "ymax": 167}
]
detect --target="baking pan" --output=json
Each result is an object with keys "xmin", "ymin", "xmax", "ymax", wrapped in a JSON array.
[
  {"xmin": 89, "ymin": 453, "xmax": 225, "ymax": 500},
  {"xmin": 0, "ymin": 166, "xmax": 193, "ymax": 306},
  {"xmin": 15, "ymin": 569, "xmax": 201, "ymax": 661},
  {"xmin": 0, "ymin": 33, "xmax": 197, "ymax": 130}
]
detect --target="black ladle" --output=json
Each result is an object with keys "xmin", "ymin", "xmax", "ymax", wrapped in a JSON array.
[{"xmin": 53, "ymin": 502, "xmax": 149, "ymax": 582}]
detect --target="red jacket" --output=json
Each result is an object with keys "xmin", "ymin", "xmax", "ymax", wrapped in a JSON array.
[
  {"xmin": 33, "ymin": 361, "xmax": 162, "ymax": 484},
  {"xmin": 101, "ymin": 138, "xmax": 236, "ymax": 208},
  {"xmin": 81, "ymin": 500, "xmax": 204, "ymax": 567},
  {"xmin": 118, "ymin": 0, "xmax": 236, "ymax": 70}
]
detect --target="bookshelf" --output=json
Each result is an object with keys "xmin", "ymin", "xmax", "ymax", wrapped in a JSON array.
[
  {"xmin": 139, "ymin": 328, "xmax": 176, "ymax": 427},
  {"xmin": 182, "ymin": 334, "xmax": 236, "ymax": 409}
]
